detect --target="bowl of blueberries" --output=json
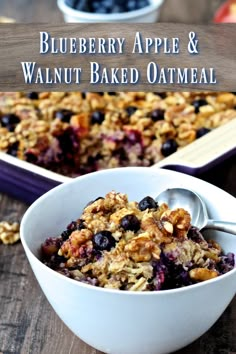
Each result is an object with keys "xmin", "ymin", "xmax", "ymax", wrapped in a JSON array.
[{"xmin": 58, "ymin": 0, "xmax": 164, "ymax": 22}]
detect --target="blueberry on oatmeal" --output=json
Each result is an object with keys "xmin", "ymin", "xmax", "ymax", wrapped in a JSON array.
[
  {"xmin": 150, "ymin": 108, "xmax": 165, "ymax": 122},
  {"xmin": 138, "ymin": 196, "xmax": 157, "ymax": 211},
  {"xmin": 91, "ymin": 111, "xmax": 105, "ymax": 125},
  {"xmin": 93, "ymin": 231, "xmax": 116, "ymax": 251},
  {"xmin": 55, "ymin": 109, "xmax": 74, "ymax": 123},
  {"xmin": 192, "ymin": 98, "xmax": 208, "ymax": 113},
  {"xmin": 196, "ymin": 127, "xmax": 211, "ymax": 139},
  {"xmin": 161, "ymin": 139, "xmax": 178, "ymax": 157},
  {"xmin": 25, "ymin": 151, "xmax": 38, "ymax": 163},
  {"xmin": 0, "ymin": 113, "xmax": 20, "ymax": 132},
  {"xmin": 61, "ymin": 229, "xmax": 72, "ymax": 241},
  {"xmin": 7, "ymin": 141, "xmax": 19, "ymax": 157},
  {"xmin": 27, "ymin": 92, "xmax": 39, "ymax": 100},
  {"xmin": 41, "ymin": 237, "xmax": 62, "ymax": 258},
  {"xmin": 126, "ymin": 106, "xmax": 137, "ymax": 117},
  {"xmin": 120, "ymin": 214, "xmax": 140, "ymax": 232}
]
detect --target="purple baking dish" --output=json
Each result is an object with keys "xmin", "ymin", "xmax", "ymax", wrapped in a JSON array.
[{"xmin": 0, "ymin": 152, "xmax": 70, "ymax": 204}]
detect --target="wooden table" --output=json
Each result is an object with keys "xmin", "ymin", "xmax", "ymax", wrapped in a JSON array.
[{"xmin": 1, "ymin": 1, "xmax": 236, "ymax": 354}]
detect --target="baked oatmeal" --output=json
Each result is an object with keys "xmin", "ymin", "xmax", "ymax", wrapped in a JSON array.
[
  {"xmin": 0, "ymin": 92, "xmax": 235, "ymax": 176},
  {"xmin": 41, "ymin": 191, "xmax": 235, "ymax": 291}
]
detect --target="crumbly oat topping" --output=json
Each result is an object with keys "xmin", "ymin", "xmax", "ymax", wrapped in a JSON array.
[
  {"xmin": 0, "ymin": 221, "xmax": 20, "ymax": 244},
  {"xmin": 0, "ymin": 92, "xmax": 235, "ymax": 176},
  {"xmin": 41, "ymin": 192, "xmax": 235, "ymax": 291}
]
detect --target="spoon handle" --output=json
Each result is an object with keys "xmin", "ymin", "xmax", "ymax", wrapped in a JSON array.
[{"xmin": 206, "ymin": 220, "xmax": 236, "ymax": 235}]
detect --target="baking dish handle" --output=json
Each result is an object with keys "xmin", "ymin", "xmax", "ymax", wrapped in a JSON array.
[{"xmin": 152, "ymin": 118, "xmax": 236, "ymax": 173}]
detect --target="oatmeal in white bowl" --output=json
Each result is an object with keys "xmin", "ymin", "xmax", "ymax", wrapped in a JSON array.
[{"xmin": 21, "ymin": 167, "xmax": 236, "ymax": 354}]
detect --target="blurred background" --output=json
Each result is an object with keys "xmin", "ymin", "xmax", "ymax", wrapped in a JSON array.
[{"xmin": 0, "ymin": 0, "xmax": 227, "ymax": 23}]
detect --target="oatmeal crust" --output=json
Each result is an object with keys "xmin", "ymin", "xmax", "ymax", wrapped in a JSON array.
[{"xmin": 0, "ymin": 92, "xmax": 235, "ymax": 176}]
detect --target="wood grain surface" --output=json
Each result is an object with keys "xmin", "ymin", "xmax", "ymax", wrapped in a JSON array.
[
  {"xmin": 0, "ymin": 1, "xmax": 235, "ymax": 354},
  {"xmin": 0, "ymin": 0, "xmax": 225, "ymax": 24},
  {"xmin": 0, "ymin": 23, "xmax": 235, "ymax": 92}
]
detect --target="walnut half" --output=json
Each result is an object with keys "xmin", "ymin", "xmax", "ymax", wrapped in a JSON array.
[
  {"xmin": 189, "ymin": 268, "xmax": 218, "ymax": 282},
  {"xmin": 124, "ymin": 233, "xmax": 161, "ymax": 262}
]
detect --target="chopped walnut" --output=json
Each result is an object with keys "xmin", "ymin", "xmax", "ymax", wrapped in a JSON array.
[
  {"xmin": 160, "ymin": 208, "xmax": 191, "ymax": 238},
  {"xmin": 189, "ymin": 268, "xmax": 218, "ymax": 281},
  {"xmin": 0, "ymin": 221, "xmax": 20, "ymax": 245},
  {"xmin": 59, "ymin": 229, "xmax": 93, "ymax": 258},
  {"xmin": 125, "ymin": 233, "xmax": 161, "ymax": 262}
]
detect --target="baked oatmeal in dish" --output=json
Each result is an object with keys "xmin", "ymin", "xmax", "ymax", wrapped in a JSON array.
[
  {"xmin": 0, "ymin": 92, "xmax": 236, "ymax": 177},
  {"xmin": 41, "ymin": 191, "xmax": 235, "ymax": 291}
]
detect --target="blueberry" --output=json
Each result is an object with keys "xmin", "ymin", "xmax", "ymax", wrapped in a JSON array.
[
  {"xmin": 126, "ymin": 106, "xmax": 137, "ymax": 117},
  {"xmin": 7, "ymin": 141, "xmax": 19, "ymax": 157},
  {"xmin": 46, "ymin": 254, "xmax": 67, "ymax": 270},
  {"xmin": 61, "ymin": 229, "xmax": 72, "ymax": 241},
  {"xmin": 161, "ymin": 139, "xmax": 178, "ymax": 157},
  {"xmin": 150, "ymin": 109, "xmax": 165, "ymax": 122},
  {"xmin": 86, "ymin": 197, "xmax": 104, "ymax": 207},
  {"xmin": 75, "ymin": 0, "xmax": 89, "ymax": 11},
  {"xmin": 196, "ymin": 127, "xmax": 211, "ymax": 139},
  {"xmin": 120, "ymin": 214, "xmax": 140, "ymax": 232},
  {"xmin": 126, "ymin": 0, "xmax": 137, "ymax": 11},
  {"xmin": 192, "ymin": 99, "xmax": 208, "ymax": 114},
  {"xmin": 154, "ymin": 92, "xmax": 167, "ymax": 99},
  {"xmin": 111, "ymin": 5, "xmax": 123, "ymax": 13},
  {"xmin": 102, "ymin": 0, "xmax": 114, "ymax": 8},
  {"xmin": 27, "ymin": 92, "xmax": 39, "ymax": 100},
  {"xmin": 91, "ymin": 111, "xmax": 105, "ymax": 124},
  {"xmin": 25, "ymin": 151, "xmax": 38, "ymax": 163},
  {"xmin": 96, "ymin": 7, "xmax": 110, "ymax": 13},
  {"xmin": 67, "ymin": 221, "xmax": 77, "ymax": 231},
  {"xmin": 93, "ymin": 231, "xmax": 116, "ymax": 251},
  {"xmin": 224, "ymin": 252, "xmax": 235, "ymax": 267},
  {"xmin": 116, "ymin": 0, "xmax": 126, "ymax": 5},
  {"xmin": 135, "ymin": 0, "xmax": 149, "ymax": 9},
  {"xmin": 57, "ymin": 128, "xmax": 78, "ymax": 158},
  {"xmin": 187, "ymin": 226, "xmax": 205, "ymax": 243},
  {"xmin": 91, "ymin": 1, "xmax": 100, "ymax": 10},
  {"xmin": 217, "ymin": 252, "xmax": 235, "ymax": 274},
  {"xmin": 55, "ymin": 109, "xmax": 74, "ymax": 123},
  {"xmin": 76, "ymin": 219, "xmax": 86, "ymax": 230},
  {"xmin": 0, "ymin": 113, "xmax": 20, "ymax": 131},
  {"xmin": 138, "ymin": 196, "xmax": 157, "ymax": 211},
  {"xmin": 65, "ymin": 0, "xmax": 78, "ymax": 8},
  {"xmin": 62, "ymin": 220, "xmax": 85, "ymax": 241},
  {"xmin": 113, "ymin": 147, "xmax": 127, "ymax": 161},
  {"xmin": 41, "ymin": 237, "xmax": 62, "ymax": 258}
]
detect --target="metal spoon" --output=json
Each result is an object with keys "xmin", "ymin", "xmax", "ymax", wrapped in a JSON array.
[{"xmin": 156, "ymin": 188, "xmax": 236, "ymax": 235}]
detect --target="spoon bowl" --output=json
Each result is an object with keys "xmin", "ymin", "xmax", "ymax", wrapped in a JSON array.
[{"xmin": 156, "ymin": 187, "xmax": 236, "ymax": 235}]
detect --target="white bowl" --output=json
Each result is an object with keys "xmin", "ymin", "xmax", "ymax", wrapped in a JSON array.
[
  {"xmin": 57, "ymin": 0, "xmax": 164, "ymax": 23},
  {"xmin": 21, "ymin": 167, "xmax": 236, "ymax": 354}
]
